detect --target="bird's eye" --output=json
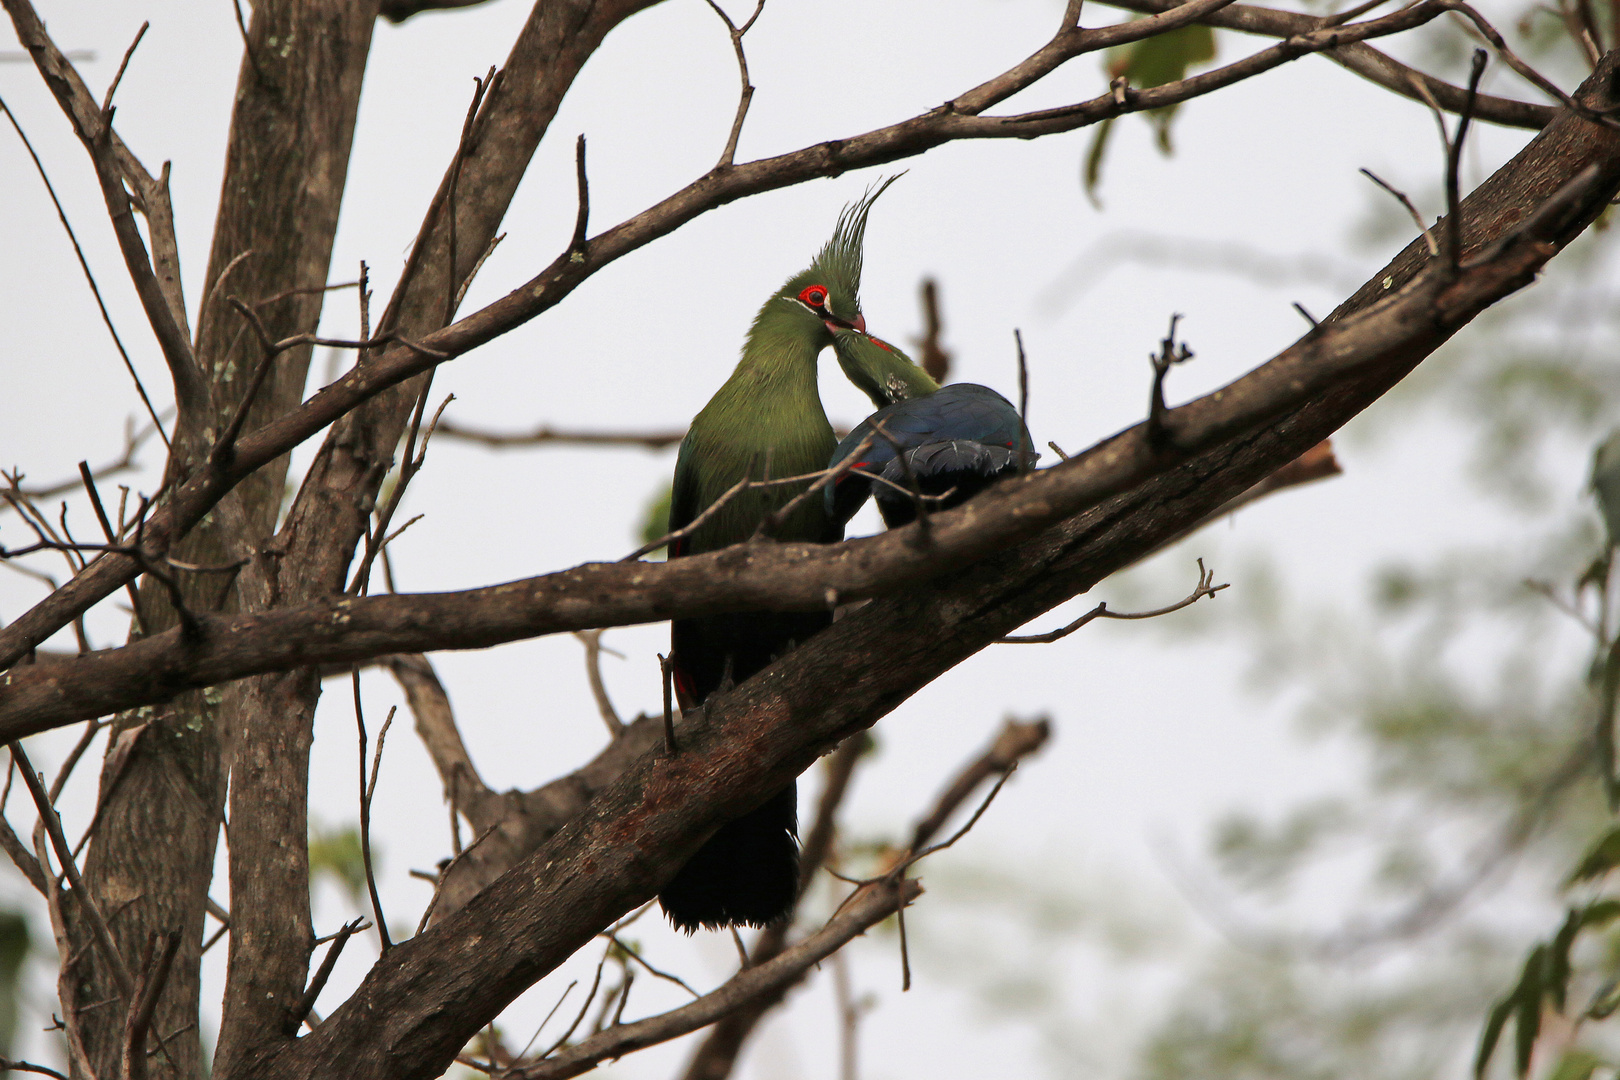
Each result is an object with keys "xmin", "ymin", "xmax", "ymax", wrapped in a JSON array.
[{"xmin": 799, "ymin": 285, "xmax": 829, "ymax": 309}]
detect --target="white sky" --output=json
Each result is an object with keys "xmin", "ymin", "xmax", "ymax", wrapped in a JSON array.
[{"xmin": 0, "ymin": 0, "xmax": 1596, "ymax": 1076}]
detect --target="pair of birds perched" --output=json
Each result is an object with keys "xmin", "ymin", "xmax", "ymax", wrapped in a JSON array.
[{"xmin": 659, "ymin": 185, "xmax": 1037, "ymax": 932}]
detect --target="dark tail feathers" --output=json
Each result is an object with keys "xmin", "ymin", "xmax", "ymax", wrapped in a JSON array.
[{"xmin": 659, "ymin": 782, "xmax": 799, "ymax": 932}]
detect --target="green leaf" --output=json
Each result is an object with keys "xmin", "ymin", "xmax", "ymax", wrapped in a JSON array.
[
  {"xmin": 1544, "ymin": 1048, "xmax": 1605, "ymax": 1080},
  {"xmin": 1550, "ymin": 909, "xmax": 1581, "ymax": 1013},
  {"xmin": 1085, "ymin": 24, "xmax": 1217, "ymax": 201},
  {"xmin": 1578, "ymin": 898, "xmax": 1620, "ymax": 929},
  {"xmin": 1082, "ymin": 117, "xmax": 1117, "ymax": 209},
  {"xmin": 1476, "ymin": 993, "xmax": 1517, "ymax": 1078},
  {"xmin": 1592, "ymin": 428, "xmax": 1620, "ymax": 548},
  {"xmin": 309, "ymin": 822, "xmax": 369, "ymax": 906},
  {"xmin": 1587, "ymin": 977, "xmax": 1620, "ymax": 1019},
  {"xmin": 1513, "ymin": 987, "xmax": 1542, "ymax": 1078},
  {"xmin": 1479, "ymin": 943, "xmax": 1549, "ymax": 1078}
]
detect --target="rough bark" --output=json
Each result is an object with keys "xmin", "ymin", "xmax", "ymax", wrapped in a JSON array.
[
  {"xmin": 211, "ymin": 2, "xmax": 664, "ymax": 1074},
  {"xmin": 218, "ymin": 54, "xmax": 1620, "ymax": 1080},
  {"xmin": 0, "ymin": 0, "xmax": 1489, "ymax": 669},
  {"xmin": 47, "ymin": 1, "xmax": 382, "ymax": 1075}
]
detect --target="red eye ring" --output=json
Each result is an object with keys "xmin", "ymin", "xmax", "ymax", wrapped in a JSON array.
[{"xmin": 798, "ymin": 284, "xmax": 829, "ymax": 309}]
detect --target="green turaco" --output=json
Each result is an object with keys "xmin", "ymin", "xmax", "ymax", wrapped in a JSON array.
[{"xmin": 659, "ymin": 182, "xmax": 893, "ymax": 932}]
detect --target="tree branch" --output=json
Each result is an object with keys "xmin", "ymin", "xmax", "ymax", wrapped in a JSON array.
[
  {"xmin": 224, "ymin": 58, "xmax": 1620, "ymax": 1079},
  {"xmin": 1, "ymin": 0, "xmax": 204, "ymax": 420},
  {"xmin": 2, "ymin": 152, "xmax": 1610, "ymax": 735},
  {"xmin": 1096, "ymin": 0, "xmax": 1555, "ymax": 129},
  {"xmin": 0, "ymin": 0, "xmax": 1469, "ymax": 671},
  {"xmin": 510, "ymin": 878, "xmax": 920, "ymax": 1080}
]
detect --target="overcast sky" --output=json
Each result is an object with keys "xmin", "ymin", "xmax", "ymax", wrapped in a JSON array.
[{"xmin": 0, "ymin": 0, "xmax": 1593, "ymax": 1075}]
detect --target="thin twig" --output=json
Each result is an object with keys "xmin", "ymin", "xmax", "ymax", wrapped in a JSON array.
[
  {"xmin": 999, "ymin": 558, "xmax": 1227, "ymax": 643},
  {"xmin": 571, "ymin": 134, "xmax": 590, "ymax": 252},
  {"xmin": 348, "ymin": 391, "xmax": 450, "ymax": 596},
  {"xmin": 415, "ymin": 823, "xmax": 499, "ymax": 935},
  {"xmin": 287, "ymin": 918, "xmax": 364, "ymax": 1033},
  {"xmin": 453, "ymin": 232, "xmax": 504, "ymax": 314},
  {"xmin": 914, "ymin": 278, "xmax": 951, "ymax": 383},
  {"xmin": 659, "ymin": 655, "xmax": 677, "ymax": 753},
  {"xmin": 80, "ymin": 463, "xmax": 146, "ymax": 635},
  {"xmin": 627, "ymin": 474, "xmax": 748, "ymax": 562},
  {"xmin": 0, "ymin": 94, "xmax": 169, "ymax": 447},
  {"xmin": 0, "ymin": 1058, "xmax": 68, "ymax": 1080},
  {"xmin": 48, "ymin": 717, "xmax": 104, "ymax": 804},
  {"xmin": 1359, "ymin": 168, "xmax": 1440, "ymax": 256},
  {"xmin": 1144, "ymin": 314, "xmax": 1194, "ymax": 451},
  {"xmin": 10, "ymin": 743, "xmax": 134, "ymax": 998},
  {"xmin": 702, "ymin": 0, "xmax": 768, "ymax": 168},
  {"xmin": 604, "ymin": 933, "xmax": 700, "ymax": 997},
  {"xmin": 574, "ymin": 630, "xmax": 624, "ymax": 737},
  {"xmin": 353, "ymin": 673, "xmax": 393, "ymax": 952},
  {"xmin": 120, "ymin": 931, "xmax": 179, "ymax": 1080},
  {"xmin": 447, "ymin": 67, "xmax": 498, "ymax": 324},
  {"xmin": 99, "ymin": 22, "xmax": 147, "ymax": 118},
  {"xmin": 1445, "ymin": 49, "xmax": 1490, "ymax": 270},
  {"xmin": 755, "ymin": 431, "xmax": 880, "ymax": 540},
  {"xmin": 519, "ymin": 978, "xmax": 580, "ymax": 1060},
  {"xmin": 538, "ymin": 951, "xmax": 605, "ymax": 1058}
]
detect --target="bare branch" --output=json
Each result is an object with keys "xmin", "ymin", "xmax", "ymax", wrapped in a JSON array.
[
  {"xmin": 515, "ymin": 878, "xmax": 920, "ymax": 1080},
  {"xmin": 0, "ymin": 95, "xmax": 169, "ymax": 447},
  {"xmin": 353, "ymin": 675, "xmax": 394, "ymax": 953},
  {"xmin": 907, "ymin": 718, "xmax": 1050, "ymax": 850},
  {"xmin": 570, "ymin": 134, "xmax": 590, "ymax": 253},
  {"xmin": 1360, "ymin": 168, "xmax": 1440, "ymax": 257},
  {"xmin": 0, "ymin": 1058, "xmax": 68, "ymax": 1080},
  {"xmin": 702, "ymin": 0, "xmax": 768, "ymax": 168},
  {"xmin": 574, "ymin": 631, "xmax": 624, "ymax": 737},
  {"xmin": 415, "ymin": 825, "xmax": 499, "ymax": 936},
  {"xmin": 2, "ymin": 159, "xmax": 1612, "ymax": 735},
  {"xmin": 999, "ymin": 559, "xmax": 1227, "ymax": 644},
  {"xmin": 1098, "ymin": 0, "xmax": 1553, "ymax": 128},
  {"xmin": 4, "ymin": 420, "xmax": 160, "ymax": 505},
  {"xmin": 9, "ymin": 743, "xmax": 134, "ymax": 998},
  {"xmin": 1445, "ymin": 50, "xmax": 1491, "ymax": 270},
  {"xmin": 602, "ymin": 933, "xmax": 699, "ymax": 997},
  {"xmin": 385, "ymin": 654, "xmax": 494, "ymax": 817},
  {"xmin": 436, "ymin": 421, "xmax": 688, "ymax": 450},
  {"xmin": 287, "ymin": 919, "xmax": 364, "ymax": 1033},
  {"xmin": 677, "ymin": 719, "xmax": 1042, "ymax": 1080},
  {"xmin": 1, "ymin": 0, "xmax": 204, "ymax": 419},
  {"xmin": 99, "ymin": 22, "xmax": 147, "ymax": 118},
  {"xmin": 0, "ymin": 0, "xmax": 1466, "ymax": 666},
  {"xmin": 119, "ymin": 931, "xmax": 179, "ymax": 1080}
]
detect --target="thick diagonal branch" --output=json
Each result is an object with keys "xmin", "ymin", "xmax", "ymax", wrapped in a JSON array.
[
  {"xmin": 3, "ymin": 156, "xmax": 1613, "ymax": 737},
  {"xmin": 208, "ymin": 56, "xmax": 1620, "ymax": 1080},
  {"xmin": 0, "ymin": 0, "xmax": 1473, "ymax": 671}
]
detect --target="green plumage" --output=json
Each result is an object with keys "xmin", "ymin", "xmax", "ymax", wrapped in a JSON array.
[
  {"xmin": 831, "ymin": 328, "xmax": 940, "ymax": 409},
  {"xmin": 659, "ymin": 182, "xmax": 894, "ymax": 932},
  {"xmin": 669, "ymin": 182, "xmax": 894, "ymax": 557},
  {"xmin": 670, "ymin": 300, "xmax": 840, "ymax": 554}
]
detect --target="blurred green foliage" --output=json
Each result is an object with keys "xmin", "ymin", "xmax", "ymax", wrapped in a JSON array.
[
  {"xmin": 0, "ymin": 911, "xmax": 27, "ymax": 1066},
  {"xmin": 309, "ymin": 821, "xmax": 369, "ymax": 907},
  {"xmin": 917, "ymin": 5, "xmax": 1620, "ymax": 1071},
  {"xmin": 637, "ymin": 481, "xmax": 673, "ymax": 559},
  {"xmin": 1084, "ymin": 24, "xmax": 1217, "ymax": 206}
]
